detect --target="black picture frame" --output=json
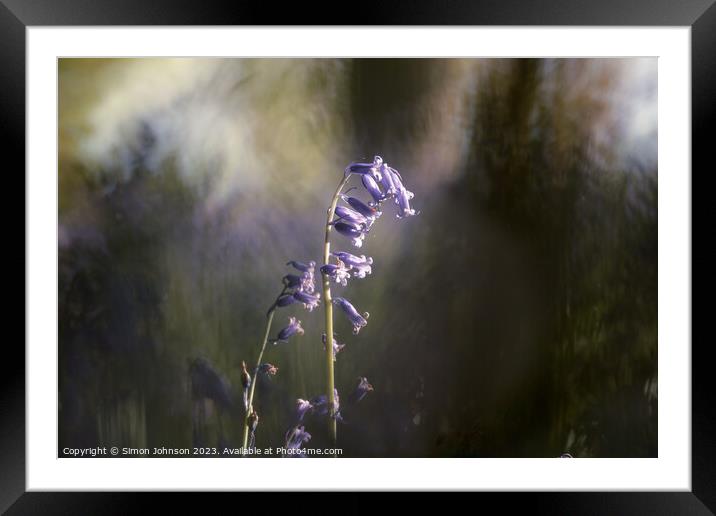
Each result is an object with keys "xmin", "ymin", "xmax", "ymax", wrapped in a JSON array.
[{"xmin": 4, "ymin": 0, "xmax": 709, "ymax": 512}]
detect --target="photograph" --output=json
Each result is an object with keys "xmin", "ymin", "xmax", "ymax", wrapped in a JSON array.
[{"xmin": 57, "ymin": 57, "xmax": 658, "ymax": 459}]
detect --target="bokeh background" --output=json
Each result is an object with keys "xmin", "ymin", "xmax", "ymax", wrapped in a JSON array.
[{"xmin": 58, "ymin": 58, "xmax": 657, "ymax": 457}]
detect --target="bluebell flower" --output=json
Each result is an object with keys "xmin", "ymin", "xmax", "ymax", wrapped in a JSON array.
[
  {"xmin": 283, "ymin": 272, "xmax": 314, "ymax": 293},
  {"xmin": 383, "ymin": 166, "xmax": 417, "ymax": 218},
  {"xmin": 295, "ymin": 399, "xmax": 313, "ymax": 421},
  {"xmin": 273, "ymin": 316, "xmax": 304, "ymax": 343},
  {"xmin": 310, "ymin": 388, "xmax": 342, "ymax": 421},
  {"xmin": 286, "ymin": 260, "xmax": 315, "ymax": 274},
  {"xmin": 322, "ymin": 333, "xmax": 346, "ymax": 361},
  {"xmin": 386, "ymin": 164, "xmax": 404, "ymax": 188},
  {"xmin": 345, "ymin": 161, "xmax": 375, "ymax": 176},
  {"xmin": 310, "ymin": 393, "xmax": 329, "ymax": 416},
  {"xmin": 334, "ymin": 205, "xmax": 371, "ymax": 229},
  {"xmin": 320, "ymin": 262, "xmax": 352, "ymax": 286},
  {"xmin": 293, "ymin": 290, "xmax": 321, "ymax": 311},
  {"xmin": 285, "ymin": 425, "xmax": 312, "ymax": 452},
  {"xmin": 333, "ymin": 221, "xmax": 366, "ymax": 248},
  {"xmin": 396, "ymin": 184, "xmax": 417, "ymax": 218},
  {"xmin": 372, "ymin": 155, "xmax": 384, "ymax": 167},
  {"xmin": 286, "ymin": 260, "xmax": 316, "ymax": 293},
  {"xmin": 345, "ymin": 156, "xmax": 383, "ymax": 180},
  {"xmin": 282, "ymin": 273, "xmax": 304, "ymax": 289},
  {"xmin": 256, "ymin": 363, "xmax": 278, "ymax": 377},
  {"xmin": 333, "ymin": 297, "xmax": 369, "ymax": 334},
  {"xmin": 361, "ymin": 173, "xmax": 386, "ymax": 204},
  {"xmin": 375, "ymin": 162, "xmax": 418, "ymax": 218},
  {"xmin": 349, "ymin": 376, "xmax": 374, "ymax": 403},
  {"xmin": 378, "ymin": 163, "xmax": 399, "ymax": 196},
  {"xmin": 340, "ymin": 194, "xmax": 382, "ymax": 220},
  {"xmin": 331, "ymin": 251, "xmax": 373, "ymax": 278}
]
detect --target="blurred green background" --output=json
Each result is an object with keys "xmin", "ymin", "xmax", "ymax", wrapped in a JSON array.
[{"xmin": 58, "ymin": 58, "xmax": 657, "ymax": 457}]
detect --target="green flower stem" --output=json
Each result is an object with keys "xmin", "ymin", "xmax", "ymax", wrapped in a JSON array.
[
  {"xmin": 322, "ymin": 173, "xmax": 351, "ymax": 447},
  {"xmin": 241, "ymin": 288, "xmax": 285, "ymax": 455}
]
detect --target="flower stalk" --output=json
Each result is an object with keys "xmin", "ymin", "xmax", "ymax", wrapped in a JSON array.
[
  {"xmin": 322, "ymin": 174, "xmax": 352, "ymax": 446},
  {"xmin": 241, "ymin": 288, "xmax": 285, "ymax": 455}
]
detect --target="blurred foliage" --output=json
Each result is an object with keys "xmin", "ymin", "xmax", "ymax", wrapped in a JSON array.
[{"xmin": 58, "ymin": 58, "xmax": 657, "ymax": 457}]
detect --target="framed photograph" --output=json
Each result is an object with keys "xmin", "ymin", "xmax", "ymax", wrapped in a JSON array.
[{"xmin": 6, "ymin": 0, "xmax": 709, "ymax": 511}]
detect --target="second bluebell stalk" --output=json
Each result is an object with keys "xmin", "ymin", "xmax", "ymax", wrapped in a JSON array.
[{"xmin": 241, "ymin": 261, "xmax": 315, "ymax": 454}]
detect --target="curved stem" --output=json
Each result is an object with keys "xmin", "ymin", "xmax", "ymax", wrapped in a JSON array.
[
  {"xmin": 322, "ymin": 174, "xmax": 352, "ymax": 447},
  {"xmin": 241, "ymin": 288, "xmax": 285, "ymax": 455}
]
